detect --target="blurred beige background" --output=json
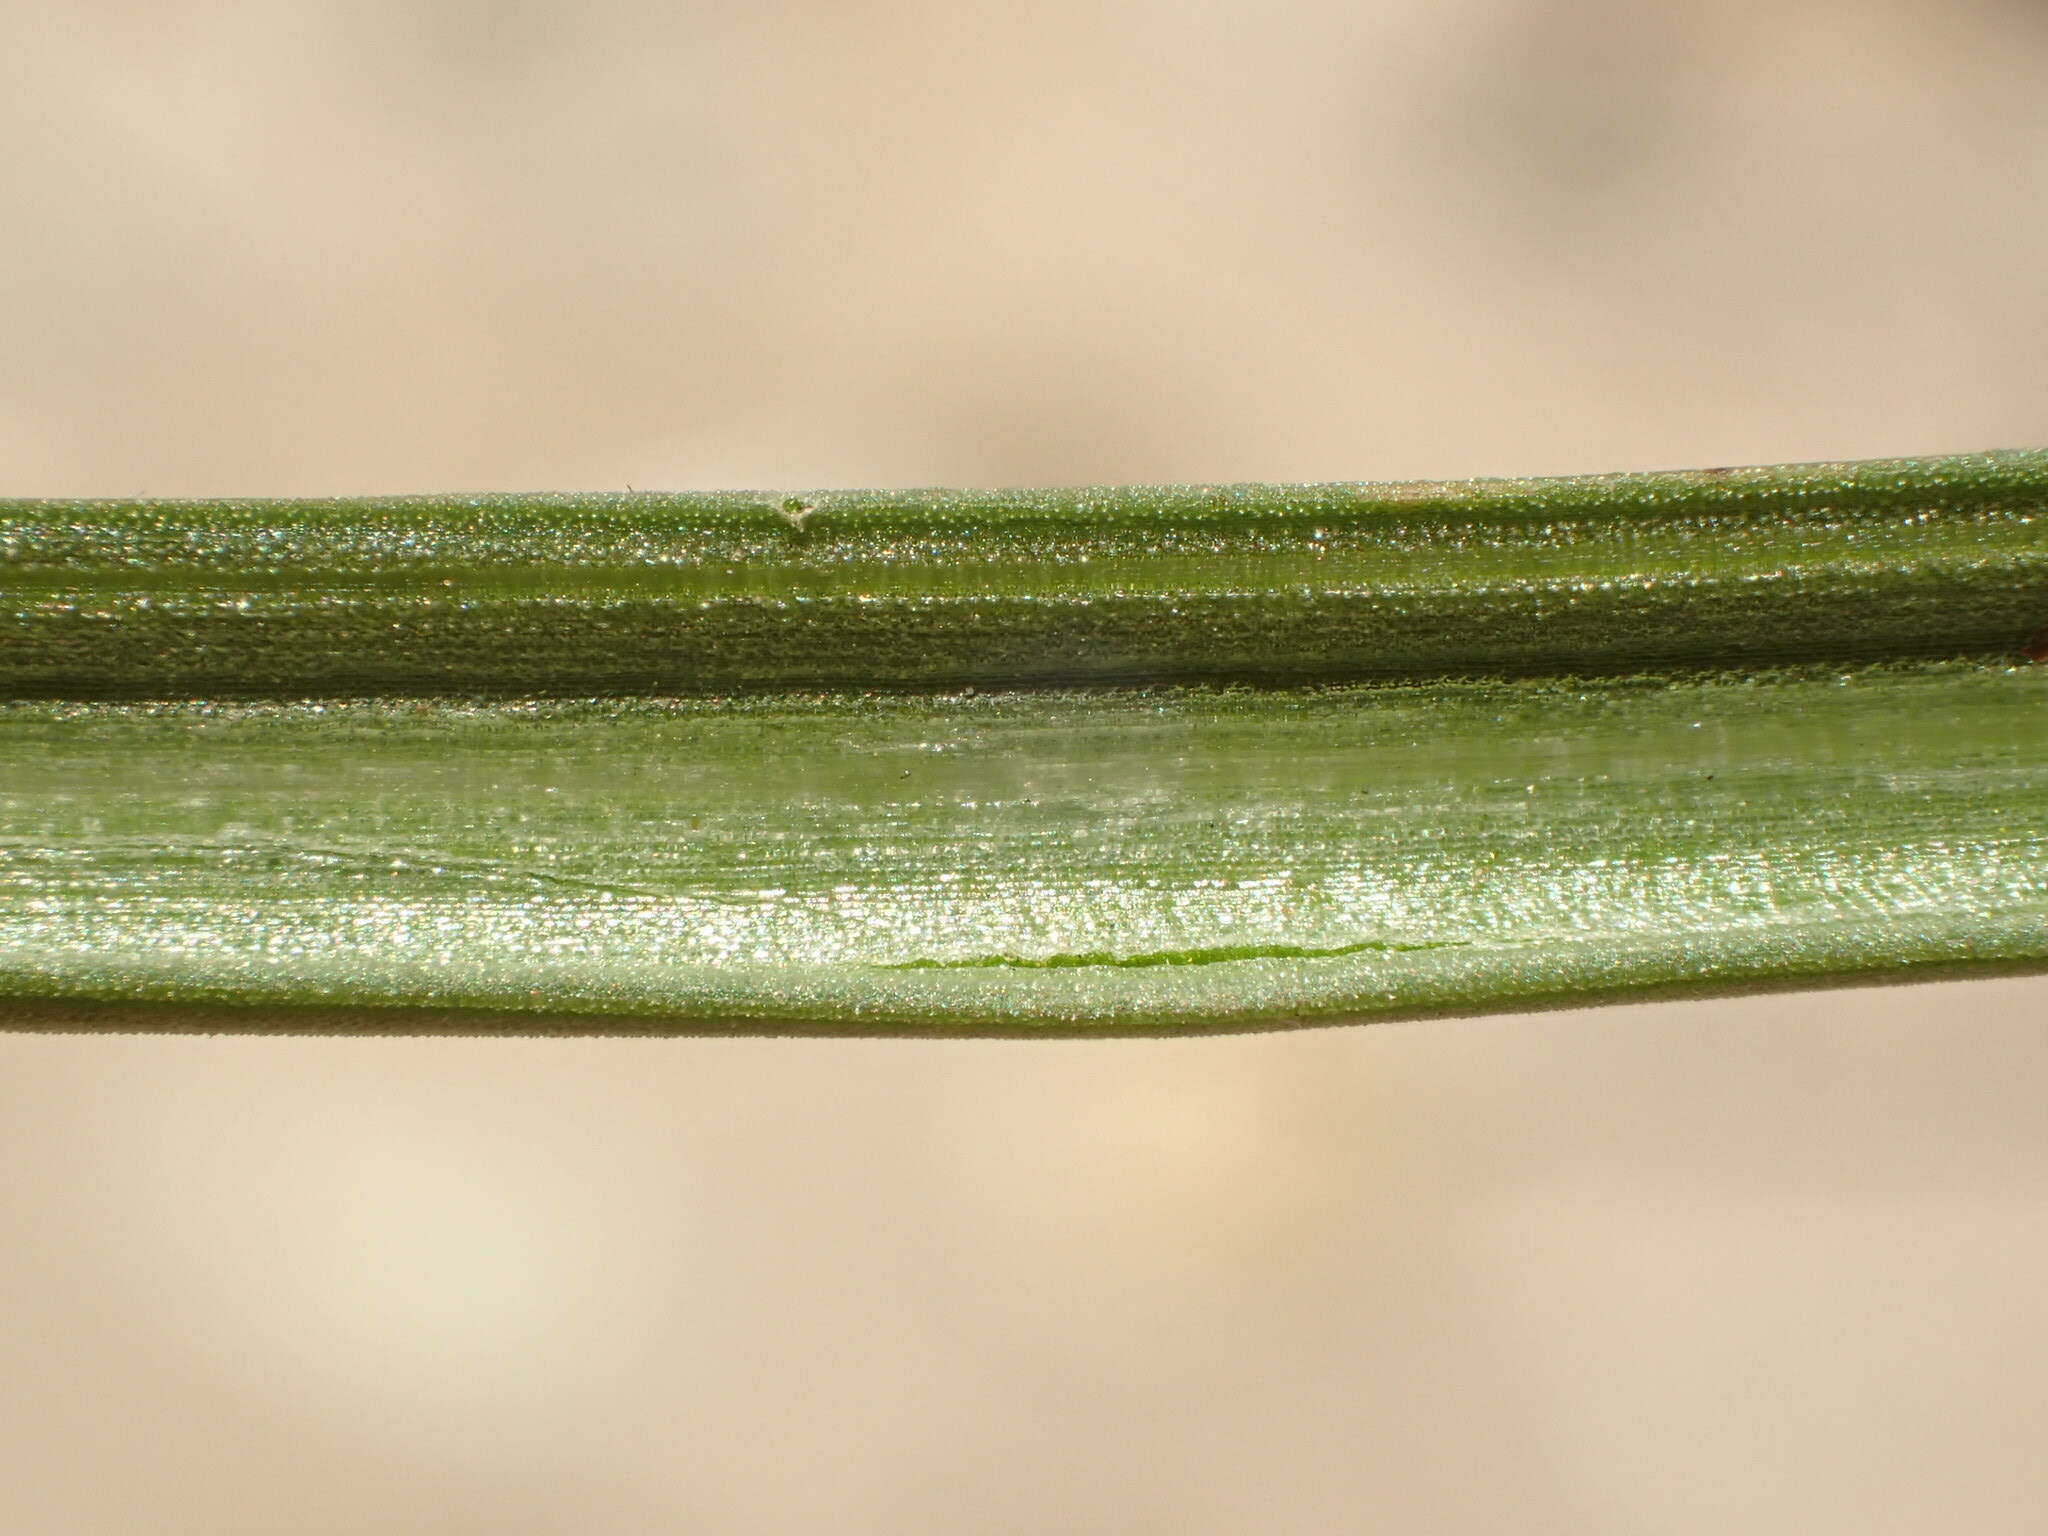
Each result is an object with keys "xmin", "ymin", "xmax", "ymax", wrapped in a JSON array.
[{"xmin": 3, "ymin": 1, "xmax": 2048, "ymax": 1531}]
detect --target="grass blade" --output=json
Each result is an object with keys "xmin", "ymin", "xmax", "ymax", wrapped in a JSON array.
[{"xmin": 3, "ymin": 452, "xmax": 2044, "ymax": 1032}]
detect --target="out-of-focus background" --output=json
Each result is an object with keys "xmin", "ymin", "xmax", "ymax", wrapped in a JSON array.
[{"xmin": 3, "ymin": 2, "xmax": 2047, "ymax": 1531}]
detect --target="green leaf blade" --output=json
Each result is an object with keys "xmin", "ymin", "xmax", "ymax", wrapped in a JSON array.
[{"xmin": 5, "ymin": 451, "xmax": 2045, "ymax": 1032}]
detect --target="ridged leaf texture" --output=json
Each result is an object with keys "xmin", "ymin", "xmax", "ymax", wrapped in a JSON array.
[{"xmin": 3, "ymin": 451, "xmax": 2044, "ymax": 1033}]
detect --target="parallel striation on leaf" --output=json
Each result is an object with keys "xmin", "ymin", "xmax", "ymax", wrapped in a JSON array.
[{"xmin": 3, "ymin": 452, "xmax": 2045, "ymax": 1032}]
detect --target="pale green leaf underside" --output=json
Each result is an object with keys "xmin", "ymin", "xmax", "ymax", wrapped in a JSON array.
[{"xmin": 2, "ymin": 452, "xmax": 2045, "ymax": 1033}]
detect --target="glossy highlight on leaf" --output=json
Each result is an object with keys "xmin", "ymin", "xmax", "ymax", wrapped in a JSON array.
[{"xmin": 3, "ymin": 452, "xmax": 2046, "ymax": 1033}]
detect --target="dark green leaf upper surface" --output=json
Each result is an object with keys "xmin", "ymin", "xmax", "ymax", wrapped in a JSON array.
[{"xmin": 7, "ymin": 451, "xmax": 2046, "ymax": 696}]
